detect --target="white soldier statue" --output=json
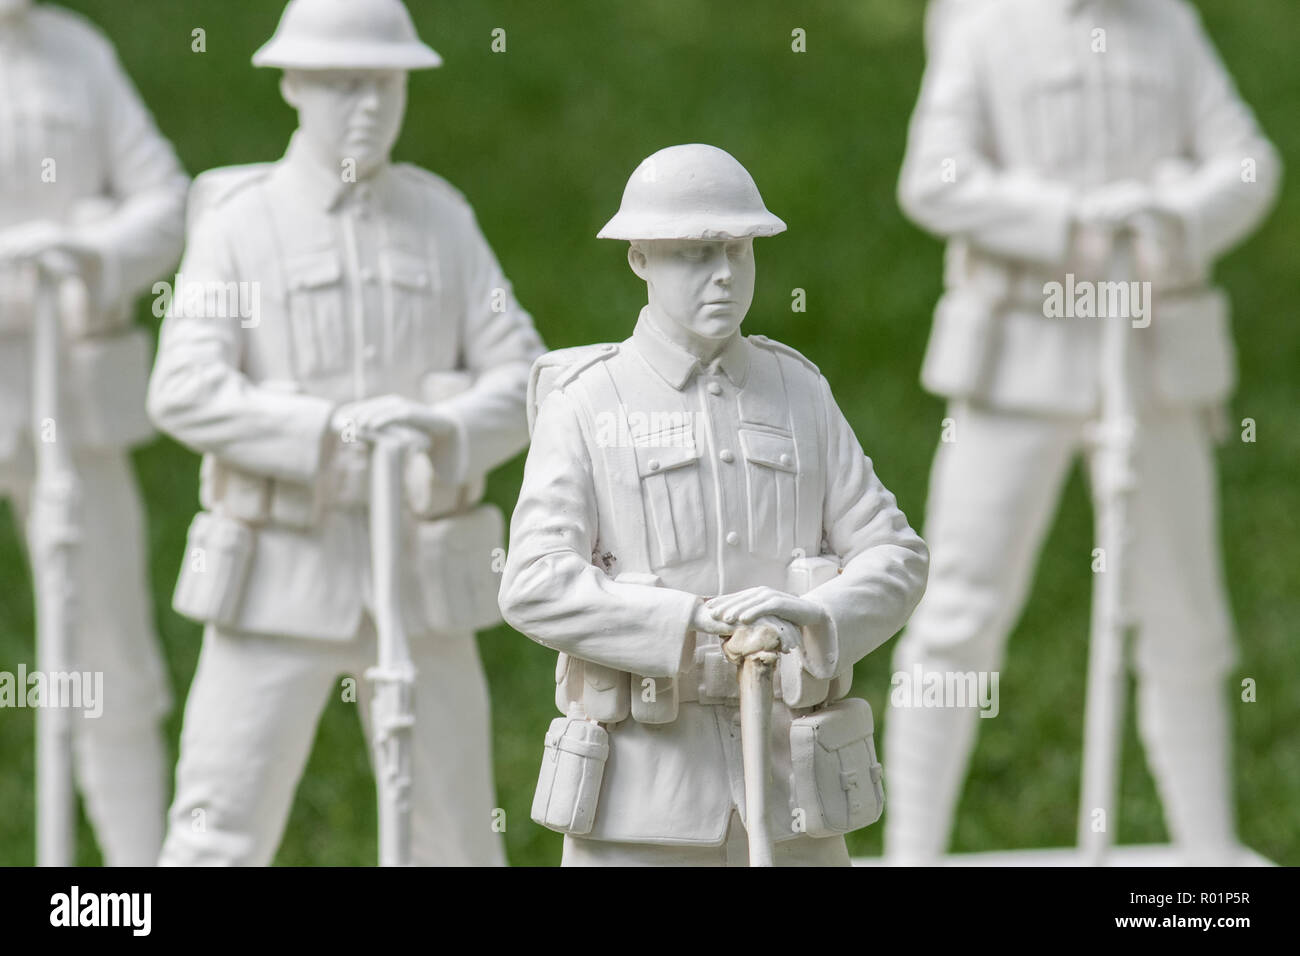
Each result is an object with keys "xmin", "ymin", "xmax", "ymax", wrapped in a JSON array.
[
  {"xmin": 148, "ymin": 0, "xmax": 544, "ymax": 866},
  {"xmin": 888, "ymin": 0, "xmax": 1281, "ymax": 863},
  {"xmin": 0, "ymin": 0, "xmax": 188, "ymax": 865},
  {"xmin": 500, "ymin": 144, "xmax": 930, "ymax": 866}
]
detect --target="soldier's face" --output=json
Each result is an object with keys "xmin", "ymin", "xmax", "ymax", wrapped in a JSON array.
[
  {"xmin": 282, "ymin": 70, "xmax": 407, "ymax": 178},
  {"xmin": 631, "ymin": 239, "xmax": 755, "ymax": 341}
]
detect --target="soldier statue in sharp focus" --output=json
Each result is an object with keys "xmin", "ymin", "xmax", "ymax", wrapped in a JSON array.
[
  {"xmin": 499, "ymin": 144, "xmax": 929, "ymax": 866},
  {"xmin": 0, "ymin": 0, "xmax": 189, "ymax": 866},
  {"xmin": 149, "ymin": 0, "xmax": 544, "ymax": 866}
]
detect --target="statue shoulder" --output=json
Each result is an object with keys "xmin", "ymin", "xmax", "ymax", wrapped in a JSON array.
[
  {"xmin": 392, "ymin": 164, "xmax": 473, "ymax": 213},
  {"xmin": 187, "ymin": 164, "xmax": 276, "ymax": 232},
  {"xmin": 747, "ymin": 334, "xmax": 821, "ymax": 378},
  {"xmin": 527, "ymin": 344, "xmax": 620, "ymax": 434}
]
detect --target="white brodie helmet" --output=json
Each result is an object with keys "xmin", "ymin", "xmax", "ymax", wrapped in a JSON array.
[
  {"xmin": 598, "ymin": 144, "xmax": 787, "ymax": 241},
  {"xmin": 253, "ymin": 0, "xmax": 442, "ymax": 71}
]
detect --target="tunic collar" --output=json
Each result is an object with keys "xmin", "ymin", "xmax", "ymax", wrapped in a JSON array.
[
  {"xmin": 279, "ymin": 131, "xmax": 391, "ymax": 213},
  {"xmin": 632, "ymin": 307, "xmax": 750, "ymax": 390}
]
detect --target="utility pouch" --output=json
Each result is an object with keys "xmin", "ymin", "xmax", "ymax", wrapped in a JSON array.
[
  {"xmin": 582, "ymin": 661, "xmax": 631, "ymax": 723},
  {"xmin": 171, "ymin": 511, "xmax": 255, "ymax": 628},
  {"xmin": 531, "ymin": 715, "xmax": 609, "ymax": 835},
  {"xmin": 630, "ymin": 673, "xmax": 678, "ymax": 724},
  {"xmin": 413, "ymin": 503, "xmax": 504, "ymax": 632},
  {"xmin": 789, "ymin": 697, "xmax": 884, "ymax": 837},
  {"xmin": 781, "ymin": 552, "xmax": 843, "ymax": 708}
]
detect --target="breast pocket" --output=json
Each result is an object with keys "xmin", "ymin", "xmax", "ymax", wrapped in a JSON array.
[
  {"xmin": 285, "ymin": 251, "xmax": 348, "ymax": 378},
  {"xmin": 739, "ymin": 427, "xmax": 798, "ymax": 559},
  {"xmin": 1112, "ymin": 65, "xmax": 1177, "ymax": 166},
  {"xmin": 382, "ymin": 248, "xmax": 438, "ymax": 363},
  {"xmin": 633, "ymin": 439, "xmax": 706, "ymax": 569},
  {"xmin": 18, "ymin": 85, "xmax": 95, "ymax": 186},
  {"xmin": 1024, "ymin": 65, "xmax": 1083, "ymax": 170}
]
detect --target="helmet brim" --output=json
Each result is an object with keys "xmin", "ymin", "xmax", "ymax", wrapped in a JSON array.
[
  {"xmin": 597, "ymin": 211, "xmax": 787, "ymax": 241},
  {"xmin": 253, "ymin": 38, "xmax": 443, "ymax": 70}
]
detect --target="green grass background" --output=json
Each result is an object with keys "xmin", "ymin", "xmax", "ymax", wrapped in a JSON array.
[{"xmin": 0, "ymin": 0, "xmax": 1295, "ymax": 866}]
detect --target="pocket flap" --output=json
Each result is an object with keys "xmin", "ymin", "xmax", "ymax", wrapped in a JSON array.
[
  {"xmin": 383, "ymin": 249, "xmax": 434, "ymax": 290},
  {"xmin": 739, "ymin": 428, "xmax": 797, "ymax": 472},
  {"xmin": 811, "ymin": 697, "xmax": 874, "ymax": 751},
  {"xmin": 633, "ymin": 439, "xmax": 699, "ymax": 477},
  {"xmin": 286, "ymin": 251, "xmax": 343, "ymax": 290}
]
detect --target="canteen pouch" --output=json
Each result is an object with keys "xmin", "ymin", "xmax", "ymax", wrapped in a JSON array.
[
  {"xmin": 789, "ymin": 697, "xmax": 884, "ymax": 837},
  {"xmin": 171, "ymin": 511, "xmax": 255, "ymax": 628},
  {"xmin": 413, "ymin": 503, "xmax": 505, "ymax": 632},
  {"xmin": 531, "ymin": 715, "xmax": 609, "ymax": 835}
]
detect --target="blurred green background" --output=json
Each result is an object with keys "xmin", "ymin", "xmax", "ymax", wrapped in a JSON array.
[{"xmin": 0, "ymin": 0, "xmax": 1295, "ymax": 866}]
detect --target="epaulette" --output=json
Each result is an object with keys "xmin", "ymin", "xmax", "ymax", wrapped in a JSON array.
[
  {"xmin": 747, "ymin": 334, "xmax": 821, "ymax": 376},
  {"xmin": 526, "ymin": 344, "xmax": 619, "ymax": 435},
  {"xmin": 392, "ymin": 163, "xmax": 470, "ymax": 208},
  {"xmin": 187, "ymin": 164, "xmax": 274, "ymax": 232}
]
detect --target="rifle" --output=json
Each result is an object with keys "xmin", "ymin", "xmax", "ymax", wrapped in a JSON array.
[
  {"xmin": 729, "ymin": 617, "xmax": 797, "ymax": 867},
  {"xmin": 366, "ymin": 434, "xmax": 417, "ymax": 866},
  {"xmin": 30, "ymin": 260, "xmax": 85, "ymax": 867},
  {"xmin": 1078, "ymin": 229, "xmax": 1140, "ymax": 865}
]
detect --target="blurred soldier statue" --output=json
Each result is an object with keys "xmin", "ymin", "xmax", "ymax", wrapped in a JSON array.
[
  {"xmin": 500, "ymin": 144, "xmax": 929, "ymax": 866},
  {"xmin": 0, "ymin": 0, "xmax": 188, "ymax": 865},
  {"xmin": 889, "ymin": 0, "xmax": 1281, "ymax": 863},
  {"xmin": 149, "ymin": 0, "xmax": 544, "ymax": 865}
]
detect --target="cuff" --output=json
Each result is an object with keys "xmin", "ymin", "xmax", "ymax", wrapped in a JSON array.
[
  {"xmin": 798, "ymin": 600, "xmax": 840, "ymax": 681},
  {"xmin": 427, "ymin": 406, "xmax": 470, "ymax": 487}
]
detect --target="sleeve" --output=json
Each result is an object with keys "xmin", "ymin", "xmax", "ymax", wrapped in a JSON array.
[
  {"xmin": 799, "ymin": 376, "xmax": 930, "ymax": 673},
  {"xmin": 146, "ymin": 215, "xmax": 335, "ymax": 483},
  {"xmin": 897, "ymin": 17, "xmax": 1076, "ymax": 267},
  {"xmin": 1152, "ymin": 5, "xmax": 1282, "ymax": 271},
  {"xmin": 424, "ymin": 202, "xmax": 547, "ymax": 486},
  {"xmin": 73, "ymin": 34, "xmax": 190, "ymax": 310},
  {"xmin": 498, "ymin": 388, "xmax": 700, "ymax": 677}
]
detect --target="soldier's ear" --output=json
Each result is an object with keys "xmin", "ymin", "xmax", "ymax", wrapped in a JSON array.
[
  {"xmin": 280, "ymin": 72, "xmax": 300, "ymax": 109},
  {"xmin": 628, "ymin": 242, "xmax": 649, "ymax": 280}
]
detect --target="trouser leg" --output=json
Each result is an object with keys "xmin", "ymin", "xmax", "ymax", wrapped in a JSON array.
[
  {"xmin": 356, "ymin": 625, "xmax": 506, "ymax": 866},
  {"xmin": 159, "ymin": 626, "xmax": 341, "ymax": 865},
  {"xmin": 885, "ymin": 404, "xmax": 1080, "ymax": 862},
  {"xmin": 13, "ymin": 450, "xmax": 171, "ymax": 866},
  {"xmin": 1120, "ymin": 409, "xmax": 1237, "ymax": 859}
]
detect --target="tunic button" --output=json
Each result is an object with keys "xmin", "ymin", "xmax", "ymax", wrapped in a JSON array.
[
  {"xmin": 359, "ymin": 268, "xmax": 376, "ymax": 283},
  {"xmin": 647, "ymin": 459, "xmax": 660, "ymax": 472},
  {"xmin": 363, "ymin": 344, "xmax": 377, "ymax": 361},
  {"xmin": 779, "ymin": 453, "xmax": 792, "ymax": 467},
  {"xmin": 707, "ymin": 382, "xmax": 723, "ymax": 396},
  {"xmin": 719, "ymin": 449, "xmax": 735, "ymax": 464},
  {"xmin": 725, "ymin": 531, "xmax": 739, "ymax": 547}
]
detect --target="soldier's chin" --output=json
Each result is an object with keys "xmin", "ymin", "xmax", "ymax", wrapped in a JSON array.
[
  {"xmin": 692, "ymin": 306, "xmax": 745, "ymax": 337},
  {"xmin": 346, "ymin": 142, "xmax": 388, "ymax": 177}
]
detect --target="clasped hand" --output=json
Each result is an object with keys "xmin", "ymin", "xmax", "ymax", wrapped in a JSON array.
[
  {"xmin": 691, "ymin": 586, "xmax": 826, "ymax": 662},
  {"xmin": 330, "ymin": 394, "xmax": 456, "ymax": 452}
]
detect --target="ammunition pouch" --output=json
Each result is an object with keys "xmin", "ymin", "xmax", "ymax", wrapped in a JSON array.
[{"xmin": 171, "ymin": 510, "xmax": 255, "ymax": 629}]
